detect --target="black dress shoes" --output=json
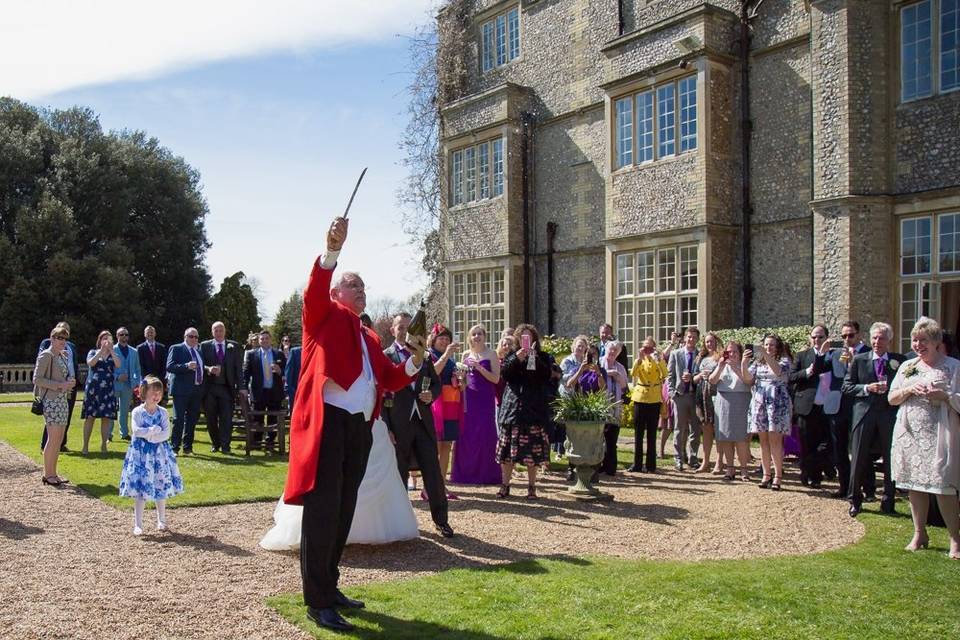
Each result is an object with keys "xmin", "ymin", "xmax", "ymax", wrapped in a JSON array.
[
  {"xmin": 625, "ymin": 465, "xmax": 640, "ymax": 473},
  {"xmin": 880, "ymin": 499, "xmax": 896, "ymax": 515},
  {"xmin": 848, "ymin": 503, "xmax": 861, "ymax": 518},
  {"xmin": 306, "ymin": 607, "xmax": 354, "ymax": 632},
  {"xmin": 435, "ymin": 522, "xmax": 455, "ymax": 538},
  {"xmin": 334, "ymin": 589, "xmax": 365, "ymax": 609},
  {"xmin": 830, "ymin": 490, "xmax": 846, "ymax": 499}
]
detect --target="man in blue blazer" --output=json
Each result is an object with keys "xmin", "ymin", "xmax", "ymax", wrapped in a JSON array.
[
  {"xmin": 37, "ymin": 321, "xmax": 83, "ymax": 451},
  {"xmin": 243, "ymin": 329, "xmax": 286, "ymax": 449},
  {"xmin": 166, "ymin": 327, "xmax": 204, "ymax": 454},
  {"xmin": 113, "ymin": 327, "xmax": 142, "ymax": 440},
  {"xmin": 136, "ymin": 325, "xmax": 168, "ymax": 405},
  {"xmin": 284, "ymin": 345, "xmax": 302, "ymax": 410}
]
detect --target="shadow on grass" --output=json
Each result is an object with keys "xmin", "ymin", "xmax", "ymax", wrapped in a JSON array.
[
  {"xmin": 0, "ymin": 517, "xmax": 45, "ymax": 540},
  {"xmin": 343, "ymin": 611, "xmax": 516, "ymax": 639},
  {"xmin": 141, "ymin": 530, "xmax": 255, "ymax": 557}
]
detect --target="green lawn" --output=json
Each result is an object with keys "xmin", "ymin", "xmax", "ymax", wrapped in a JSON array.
[
  {"xmin": 0, "ymin": 391, "xmax": 85, "ymax": 403},
  {"xmin": 269, "ymin": 511, "xmax": 959, "ymax": 639},
  {"xmin": 0, "ymin": 404, "xmax": 287, "ymax": 509}
]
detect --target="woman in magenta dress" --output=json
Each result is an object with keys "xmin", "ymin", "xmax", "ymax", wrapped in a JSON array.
[
  {"xmin": 429, "ymin": 324, "xmax": 463, "ymax": 497},
  {"xmin": 451, "ymin": 325, "xmax": 502, "ymax": 485}
]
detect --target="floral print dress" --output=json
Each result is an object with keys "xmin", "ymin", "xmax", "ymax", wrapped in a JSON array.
[
  {"xmin": 747, "ymin": 357, "xmax": 793, "ymax": 434},
  {"xmin": 119, "ymin": 405, "xmax": 184, "ymax": 500},
  {"xmin": 81, "ymin": 352, "xmax": 118, "ymax": 419}
]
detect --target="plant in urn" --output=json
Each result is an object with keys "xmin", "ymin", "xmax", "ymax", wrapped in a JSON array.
[{"xmin": 552, "ymin": 390, "xmax": 618, "ymax": 501}]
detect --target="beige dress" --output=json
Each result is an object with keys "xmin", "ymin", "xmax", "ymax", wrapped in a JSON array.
[{"xmin": 890, "ymin": 356, "xmax": 960, "ymax": 495}]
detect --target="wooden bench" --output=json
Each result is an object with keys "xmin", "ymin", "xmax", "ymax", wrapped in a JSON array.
[{"xmin": 236, "ymin": 394, "xmax": 288, "ymax": 456}]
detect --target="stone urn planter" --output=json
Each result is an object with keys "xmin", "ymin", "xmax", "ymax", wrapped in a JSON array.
[
  {"xmin": 552, "ymin": 389, "xmax": 617, "ymax": 502},
  {"xmin": 564, "ymin": 420, "xmax": 612, "ymax": 501}
]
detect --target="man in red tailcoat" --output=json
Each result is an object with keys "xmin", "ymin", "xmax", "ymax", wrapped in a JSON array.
[{"xmin": 283, "ymin": 216, "xmax": 428, "ymax": 632}]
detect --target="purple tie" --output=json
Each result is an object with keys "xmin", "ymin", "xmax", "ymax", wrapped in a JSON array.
[
  {"xmin": 684, "ymin": 350, "xmax": 694, "ymax": 393},
  {"xmin": 217, "ymin": 343, "xmax": 224, "ymax": 364},
  {"xmin": 874, "ymin": 357, "xmax": 884, "ymax": 379}
]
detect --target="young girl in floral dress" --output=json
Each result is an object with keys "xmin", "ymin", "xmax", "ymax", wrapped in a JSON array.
[{"xmin": 119, "ymin": 375, "xmax": 184, "ymax": 535}]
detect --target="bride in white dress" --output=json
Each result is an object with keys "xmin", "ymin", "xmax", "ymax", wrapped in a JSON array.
[{"xmin": 260, "ymin": 417, "xmax": 418, "ymax": 550}]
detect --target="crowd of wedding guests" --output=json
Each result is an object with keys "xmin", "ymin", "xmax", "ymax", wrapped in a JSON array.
[
  {"xmin": 31, "ymin": 321, "xmax": 302, "ymax": 486},
  {"xmin": 32, "ymin": 313, "xmax": 960, "ymax": 558}
]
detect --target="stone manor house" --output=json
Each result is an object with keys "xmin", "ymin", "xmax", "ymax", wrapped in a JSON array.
[{"xmin": 437, "ymin": 0, "xmax": 960, "ymax": 356}]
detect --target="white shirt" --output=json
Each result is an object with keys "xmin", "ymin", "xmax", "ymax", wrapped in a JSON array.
[{"xmin": 318, "ymin": 249, "xmax": 419, "ymax": 420}]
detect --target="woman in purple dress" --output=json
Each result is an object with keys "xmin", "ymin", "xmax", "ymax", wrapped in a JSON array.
[{"xmin": 451, "ymin": 325, "xmax": 502, "ymax": 485}]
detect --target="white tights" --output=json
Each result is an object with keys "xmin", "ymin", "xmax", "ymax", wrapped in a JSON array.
[{"xmin": 134, "ymin": 498, "xmax": 167, "ymax": 529}]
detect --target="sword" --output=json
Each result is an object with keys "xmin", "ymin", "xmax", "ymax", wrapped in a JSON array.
[{"xmin": 342, "ymin": 167, "xmax": 367, "ymax": 219}]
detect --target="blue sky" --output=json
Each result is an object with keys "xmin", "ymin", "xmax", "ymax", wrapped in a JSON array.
[{"xmin": 3, "ymin": 1, "xmax": 435, "ymax": 322}]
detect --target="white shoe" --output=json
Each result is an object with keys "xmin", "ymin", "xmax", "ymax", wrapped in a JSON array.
[
  {"xmin": 133, "ymin": 526, "xmax": 143, "ymax": 536},
  {"xmin": 157, "ymin": 521, "xmax": 167, "ymax": 532}
]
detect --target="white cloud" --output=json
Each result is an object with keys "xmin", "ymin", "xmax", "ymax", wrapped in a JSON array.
[{"xmin": 0, "ymin": 0, "xmax": 436, "ymax": 99}]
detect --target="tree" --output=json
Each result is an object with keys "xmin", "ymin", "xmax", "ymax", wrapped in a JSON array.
[
  {"xmin": 204, "ymin": 272, "xmax": 260, "ymax": 344},
  {"xmin": 271, "ymin": 290, "xmax": 304, "ymax": 346},
  {"xmin": 0, "ymin": 98, "xmax": 211, "ymax": 361}
]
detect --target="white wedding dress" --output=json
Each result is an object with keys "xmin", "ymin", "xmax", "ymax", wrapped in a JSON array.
[{"xmin": 259, "ymin": 417, "xmax": 419, "ymax": 550}]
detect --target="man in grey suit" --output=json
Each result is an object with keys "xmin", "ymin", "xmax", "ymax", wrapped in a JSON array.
[
  {"xmin": 841, "ymin": 321, "xmax": 906, "ymax": 517},
  {"xmin": 381, "ymin": 312, "xmax": 452, "ymax": 534},
  {"xmin": 667, "ymin": 326, "xmax": 702, "ymax": 471},
  {"xmin": 200, "ymin": 321, "xmax": 245, "ymax": 453}
]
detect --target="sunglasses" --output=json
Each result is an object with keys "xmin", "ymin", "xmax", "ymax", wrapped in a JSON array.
[
  {"xmin": 186, "ymin": 334, "xmax": 199, "ymax": 339},
  {"xmin": 841, "ymin": 333, "xmax": 857, "ymax": 339}
]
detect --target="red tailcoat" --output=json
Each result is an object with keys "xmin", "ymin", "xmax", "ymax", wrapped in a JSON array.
[{"xmin": 283, "ymin": 260, "xmax": 414, "ymax": 504}]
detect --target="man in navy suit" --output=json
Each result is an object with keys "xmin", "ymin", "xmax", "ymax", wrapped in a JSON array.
[
  {"xmin": 822, "ymin": 320, "xmax": 873, "ymax": 499},
  {"xmin": 166, "ymin": 327, "xmax": 204, "ymax": 454},
  {"xmin": 137, "ymin": 325, "xmax": 168, "ymax": 405},
  {"xmin": 284, "ymin": 345, "xmax": 302, "ymax": 409},
  {"xmin": 244, "ymin": 329, "xmax": 286, "ymax": 450},
  {"xmin": 37, "ymin": 321, "xmax": 83, "ymax": 451}
]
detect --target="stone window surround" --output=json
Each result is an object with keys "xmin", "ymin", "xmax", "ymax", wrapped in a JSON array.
[
  {"xmin": 894, "ymin": 193, "xmax": 960, "ymax": 352},
  {"xmin": 446, "ymin": 257, "xmax": 516, "ymax": 343},
  {"xmin": 478, "ymin": 1, "xmax": 522, "ymax": 74},
  {"xmin": 898, "ymin": 0, "xmax": 960, "ymax": 103},
  {"xmin": 604, "ymin": 228, "xmax": 709, "ymax": 356},
  {"xmin": 446, "ymin": 126, "xmax": 509, "ymax": 210},
  {"xmin": 605, "ymin": 62, "xmax": 704, "ymax": 175}
]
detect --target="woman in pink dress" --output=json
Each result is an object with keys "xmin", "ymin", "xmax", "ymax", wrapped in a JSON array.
[{"xmin": 451, "ymin": 325, "xmax": 502, "ymax": 485}]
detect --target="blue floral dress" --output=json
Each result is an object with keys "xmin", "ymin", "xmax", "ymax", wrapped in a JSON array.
[
  {"xmin": 747, "ymin": 357, "xmax": 793, "ymax": 434},
  {"xmin": 81, "ymin": 351, "xmax": 118, "ymax": 419},
  {"xmin": 119, "ymin": 405, "xmax": 184, "ymax": 500}
]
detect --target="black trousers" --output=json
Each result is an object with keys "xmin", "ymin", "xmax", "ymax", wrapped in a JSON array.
[
  {"xmin": 601, "ymin": 423, "xmax": 620, "ymax": 474},
  {"xmin": 301, "ymin": 404, "xmax": 373, "ymax": 609},
  {"xmin": 203, "ymin": 383, "xmax": 235, "ymax": 450},
  {"xmin": 393, "ymin": 413, "xmax": 448, "ymax": 526},
  {"xmin": 632, "ymin": 401, "xmax": 660, "ymax": 471},
  {"xmin": 829, "ymin": 410, "xmax": 875, "ymax": 497},
  {"xmin": 848, "ymin": 411, "xmax": 894, "ymax": 507},
  {"xmin": 798, "ymin": 405, "xmax": 829, "ymax": 483},
  {"xmin": 41, "ymin": 388, "xmax": 77, "ymax": 450}
]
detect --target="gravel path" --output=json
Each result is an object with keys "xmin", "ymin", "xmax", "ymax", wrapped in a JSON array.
[{"xmin": 0, "ymin": 441, "xmax": 863, "ymax": 639}]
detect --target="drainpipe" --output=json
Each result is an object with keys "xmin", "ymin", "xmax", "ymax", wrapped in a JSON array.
[
  {"xmin": 520, "ymin": 111, "xmax": 533, "ymax": 322},
  {"xmin": 739, "ymin": 1, "xmax": 755, "ymax": 326},
  {"xmin": 546, "ymin": 221, "xmax": 558, "ymax": 334}
]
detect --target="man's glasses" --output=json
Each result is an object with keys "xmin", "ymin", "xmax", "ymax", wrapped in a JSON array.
[
  {"xmin": 841, "ymin": 333, "xmax": 857, "ymax": 339},
  {"xmin": 117, "ymin": 333, "xmax": 129, "ymax": 337},
  {"xmin": 186, "ymin": 334, "xmax": 199, "ymax": 339}
]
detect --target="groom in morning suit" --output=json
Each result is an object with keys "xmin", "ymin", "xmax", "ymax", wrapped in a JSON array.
[
  {"xmin": 382, "ymin": 312, "xmax": 452, "ymax": 533},
  {"xmin": 282, "ymin": 216, "xmax": 427, "ymax": 633},
  {"xmin": 841, "ymin": 321, "xmax": 906, "ymax": 518}
]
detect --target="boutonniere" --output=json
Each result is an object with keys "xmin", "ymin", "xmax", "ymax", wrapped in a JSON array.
[
  {"xmin": 902, "ymin": 363, "xmax": 918, "ymax": 379},
  {"xmin": 889, "ymin": 360, "xmax": 900, "ymax": 371},
  {"xmin": 227, "ymin": 344, "xmax": 234, "ymax": 349}
]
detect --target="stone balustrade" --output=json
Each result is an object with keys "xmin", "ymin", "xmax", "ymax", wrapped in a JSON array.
[{"xmin": 0, "ymin": 364, "xmax": 89, "ymax": 392}]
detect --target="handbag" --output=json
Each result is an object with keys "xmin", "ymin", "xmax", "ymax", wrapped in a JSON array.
[{"xmin": 31, "ymin": 353, "xmax": 55, "ymax": 416}]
